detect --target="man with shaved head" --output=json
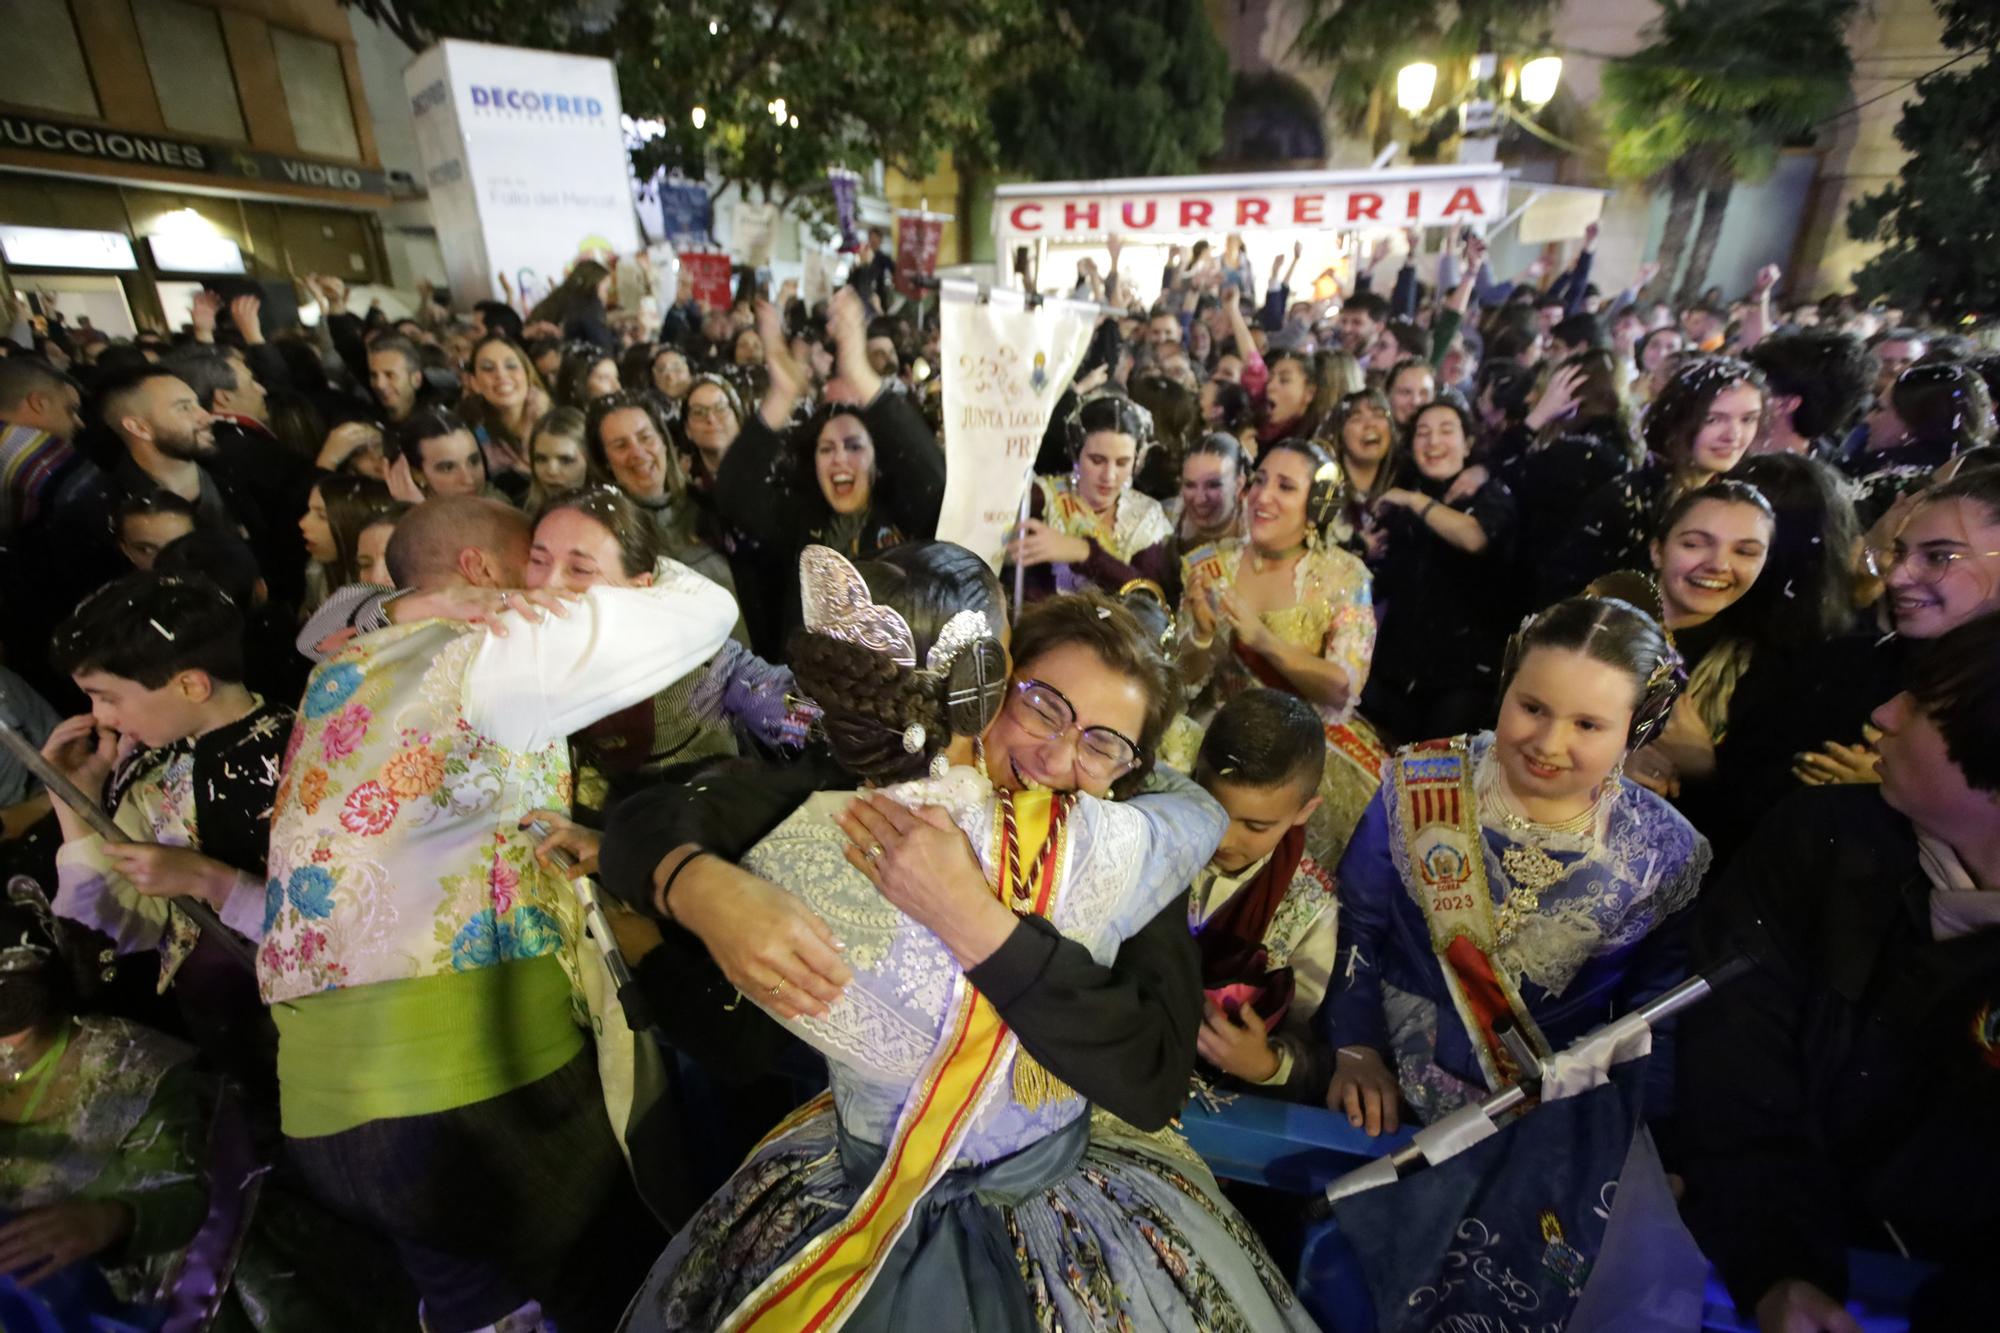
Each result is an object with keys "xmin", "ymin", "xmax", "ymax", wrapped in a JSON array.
[{"xmin": 257, "ymin": 492, "xmax": 738, "ymax": 1329}]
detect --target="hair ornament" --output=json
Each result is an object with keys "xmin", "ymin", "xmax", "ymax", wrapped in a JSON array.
[
  {"xmin": 924, "ymin": 610, "xmax": 991, "ymax": 675},
  {"xmin": 1064, "ymin": 388, "xmax": 1157, "ymax": 459},
  {"xmin": 799, "ymin": 545, "xmax": 918, "ymax": 667},
  {"xmin": 901, "ymin": 723, "xmax": 927, "ymax": 754},
  {"xmin": 929, "ymin": 753, "xmax": 951, "ymax": 779}
]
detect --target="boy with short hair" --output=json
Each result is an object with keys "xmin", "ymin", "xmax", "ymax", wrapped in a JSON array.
[
  {"xmin": 43, "ymin": 571, "xmax": 291, "ymax": 1096},
  {"xmin": 1189, "ymin": 688, "xmax": 1339, "ymax": 1102}
]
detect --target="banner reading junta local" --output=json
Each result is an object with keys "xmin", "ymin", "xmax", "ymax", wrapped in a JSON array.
[
  {"xmin": 936, "ymin": 281, "xmax": 1099, "ymax": 571},
  {"xmin": 405, "ymin": 39, "xmax": 640, "ymax": 306}
]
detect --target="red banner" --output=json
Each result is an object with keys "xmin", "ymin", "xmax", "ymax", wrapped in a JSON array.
[
  {"xmin": 679, "ymin": 247, "xmax": 733, "ymax": 310},
  {"xmin": 894, "ymin": 212, "xmax": 945, "ymax": 301}
]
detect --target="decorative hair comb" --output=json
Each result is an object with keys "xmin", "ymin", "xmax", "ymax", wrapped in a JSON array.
[{"xmin": 799, "ymin": 546, "xmax": 994, "ymax": 676}]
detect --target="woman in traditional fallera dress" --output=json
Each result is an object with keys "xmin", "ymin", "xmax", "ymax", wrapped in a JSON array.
[
  {"xmin": 619, "ymin": 548, "xmax": 1314, "ymax": 1332},
  {"xmin": 1321, "ymin": 594, "xmax": 1710, "ymax": 1133},
  {"xmin": 1004, "ymin": 392, "xmax": 1174, "ymax": 603},
  {"xmin": 1174, "ymin": 437, "xmax": 1388, "ymax": 869}
]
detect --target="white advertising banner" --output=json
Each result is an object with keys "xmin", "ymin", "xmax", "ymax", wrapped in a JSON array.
[
  {"xmin": 404, "ymin": 40, "xmax": 640, "ymax": 307},
  {"xmin": 935, "ymin": 281, "xmax": 1098, "ymax": 570}
]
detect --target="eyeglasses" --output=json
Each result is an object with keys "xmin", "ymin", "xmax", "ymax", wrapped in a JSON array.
[
  {"xmin": 1008, "ymin": 679, "xmax": 1141, "ymax": 781},
  {"xmin": 1863, "ymin": 543, "xmax": 2000, "ymax": 584},
  {"xmin": 686, "ymin": 404, "xmax": 734, "ymax": 422}
]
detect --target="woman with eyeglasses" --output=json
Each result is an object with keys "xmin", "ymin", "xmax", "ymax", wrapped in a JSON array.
[
  {"xmin": 1795, "ymin": 467, "xmax": 2000, "ymax": 791},
  {"xmin": 1175, "ymin": 438, "xmax": 1386, "ymax": 868},
  {"xmin": 583, "ymin": 553, "xmax": 1311, "ymax": 1331},
  {"xmin": 708, "ymin": 292, "xmax": 945, "ymax": 649}
]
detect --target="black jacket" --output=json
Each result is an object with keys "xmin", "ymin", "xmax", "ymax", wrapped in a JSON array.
[
  {"xmin": 1679, "ymin": 786, "xmax": 2000, "ymax": 1325},
  {"xmin": 600, "ymin": 754, "xmax": 1203, "ymax": 1131}
]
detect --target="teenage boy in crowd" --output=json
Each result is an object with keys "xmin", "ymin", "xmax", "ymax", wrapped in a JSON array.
[{"xmin": 1186, "ymin": 688, "xmax": 1339, "ymax": 1103}]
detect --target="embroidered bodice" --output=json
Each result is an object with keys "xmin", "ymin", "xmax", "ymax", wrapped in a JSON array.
[
  {"xmin": 1388, "ymin": 733, "xmax": 1708, "ymax": 998},
  {"xmin": 740, "ymin": 767, "xmax": 1223, "ymax": 1164},
  {"xmin": 1183, "ymin": 540, "xmax": 1376, "ymax": 725},
  {"xmin": 1034, "ymin": 475, "xmax": 1173, "ymax": 563}
]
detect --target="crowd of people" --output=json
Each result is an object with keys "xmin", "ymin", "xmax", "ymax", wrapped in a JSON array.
[{"xmin": 0, "ymin": 215, "xmax": 1996, "ymax": 1332}]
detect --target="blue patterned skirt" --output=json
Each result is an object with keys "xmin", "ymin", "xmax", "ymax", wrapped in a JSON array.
[{"xmin": 619, "ymin": 1103, "xmax": 1320, "ymax": 1331}]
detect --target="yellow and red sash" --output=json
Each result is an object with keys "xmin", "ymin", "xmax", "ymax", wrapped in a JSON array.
[
  {"xmin": 1392, "ymin": 740, "xmax": 1547, "ymax": 1090},
  {"xmin": 722, "ymin": 789, "xmax": 1074, "ymax": 1333}
]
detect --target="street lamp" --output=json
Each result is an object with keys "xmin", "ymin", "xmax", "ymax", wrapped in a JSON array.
[
  {"xmin": 691, "ymin": 106, "xmax": 706, "ymax": 129},
  {"xmin": 1519, "ymin": 55, "xmax": 1563, "ymax": 108},
  {"xmin": 1396, "ymin": 62, "xmax": 1439, "ymax": 116}
]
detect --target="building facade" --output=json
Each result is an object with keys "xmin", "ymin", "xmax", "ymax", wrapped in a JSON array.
[{"xmin": 1, "ymin": 0, "xmax": 397, "ymax": 336}]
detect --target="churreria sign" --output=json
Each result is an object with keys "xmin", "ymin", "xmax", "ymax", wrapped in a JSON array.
[{"xmin": 467, "ymin": 86, "xmax": 606, "ymax": 120}]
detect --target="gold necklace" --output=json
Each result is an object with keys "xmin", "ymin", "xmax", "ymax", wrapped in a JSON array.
[
  {"xmin": 1248, "ymin": 541, "xmax": 1306, "ymax": 575},
  {"xmin": 1487, "ymin": 780, "xmax": 1605, "ymax": 943}
]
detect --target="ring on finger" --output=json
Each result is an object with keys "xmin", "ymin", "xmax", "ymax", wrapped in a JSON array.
[
  {"xmin": 769, "ymin": 978, "xmax": 787, "ymax": 999},
  {"xmin": 867, "ymin": 843, "xmax": 883, "ymax": 860}
]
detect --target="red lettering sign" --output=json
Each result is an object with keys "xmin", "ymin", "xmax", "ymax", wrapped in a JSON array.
[
  {"xmin": 1180, "ymin": 199, "xmax": 1213, "ymax": 229},
  {"xmin": 1121, "ymin": 200, "xmax": 1158, "ymax": 229},
  {"xmin": 1008, "ymin": 203, "xmax": 1043, "ymax": 233},
  {"xmin": 1236, "ymin": 197, "xmax": 1270, "ymax": 226},
  {"xmin": 1293, "ymin": 194, "xmax": 1324, "ymax": 226},
  {"xmin": 1441, "ymin": 186, "xmax": 1486, "ymax": 217},
  {"xmin": 1346, "ymin": 193, "xmax": 1383, "ymax": 222},
  {"xmin": 1063, "ymin": 201, "xmax": 1101, "ymax": 231},
  {"xmin": 1406, "ymin": 189, "xmax": 1422, "ymax": 219}
]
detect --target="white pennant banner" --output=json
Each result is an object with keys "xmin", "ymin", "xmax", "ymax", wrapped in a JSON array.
[{"xmin": 935, "ymin": 280, "xmax": 1098, "ymax": 570}]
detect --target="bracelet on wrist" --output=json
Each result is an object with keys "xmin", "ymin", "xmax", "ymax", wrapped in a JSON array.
[{"xmin": 655, "ymin": 848, "xmax": 709, "ymax": 924}]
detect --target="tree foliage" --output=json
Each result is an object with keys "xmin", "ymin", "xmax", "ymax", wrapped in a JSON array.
[
  {"xmin": 1600, "ymin": 0, "xmax": 1856, "ymax": 191},
  {"xmin": 1286, "ymin": 0, "xmax": 1559, "ymax": 136},
  {"xmin": 346, "ymin": 0, "xmax": 1036, "ymax": 208},
  {"xmin": 984, "ymin": 0, "xmax": 1230, "ymax": 179},
  {"xmin": 1848, "ymin": 0, "xmax": 2000, "ymax": 317}
]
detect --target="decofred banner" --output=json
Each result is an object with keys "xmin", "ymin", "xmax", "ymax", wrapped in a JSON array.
[
  {"xmin": 935, "ymin": 281, "xmax": 1097, "ymax": 570},
  {"xmin": 405, "ymin": 39, "xmax": 640, "ymax": 306}
]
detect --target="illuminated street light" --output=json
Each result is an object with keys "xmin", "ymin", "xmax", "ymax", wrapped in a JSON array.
[
  {"xmin": 1520, "ymin": 55, "xmax": 1563, "ymax": 108},
  {"xmin": 1396, "ymin": 62, "xmax": 1438, "ymax": 115},
  {"xmin": 691, "ymin": 106, "xmax": 706, "ymax": 129}
]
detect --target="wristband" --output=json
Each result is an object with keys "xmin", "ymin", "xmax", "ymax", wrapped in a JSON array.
[
  {"xmin": 655, "ymin": 848, "xmax": 710, "ymax": 924},
  {"xmin": 1421, "ymin": 497, "xmax": 1440, "ymax": 521}
]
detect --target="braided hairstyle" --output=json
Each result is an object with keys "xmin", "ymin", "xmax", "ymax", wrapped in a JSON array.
[
  {"xmin": 1500, "ymin": 594, "xmax": 1686, "ymax": 750},
  {"xmin": 788, "ymin": 542, "xmax": 1009, "ymax": 784}
]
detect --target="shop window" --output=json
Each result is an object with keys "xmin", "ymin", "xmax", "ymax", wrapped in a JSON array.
[
  {"xmin": 9, "ymin": 0, "xmax": 100, "ymax": 118},
  {"xmin": 271, "ymin": 29, "xmax": 362, "ymax": 162},
  {"xmin": 130, "ymin": 0, "xmax": 248, "ymax": 143}
]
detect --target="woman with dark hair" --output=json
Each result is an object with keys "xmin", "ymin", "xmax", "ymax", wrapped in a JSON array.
[
  {"xmin": 1846, "ymin": 361, "xmax": 1996, "ymax": 528},
  {"xmin": 458, "ymin": 333, "xmax": 552, "ymax": 484},
  {"xmin": 1176, "ymin": 437, "xmax": 1386, "ymax": 866},
  {"xmin": 1363, "ymin": 399, "xmax": 1520, "ymax": 743},
  {"xmin": 553, "ymin": 342, "xmax": 621, "ymax": 412},
  {"xmin": 520, "ymin": 487, "xmax": 796, "ymax": 811},
  {"xmin": 601, "ymin": 552, "xmax": 1311, "ymax": 1331},
  {"xmin": 1319, "ymin": 387, "xmax": 1397, "ymax": 553},
  {"xmin": 1005, "ymin": 390, "xmax": 1173, "ymax": 603},
  {"xmin": 1323, "ymin": 594, "xmax": 1707, "ymax": 1132},
  {"xmin": 527, "ymin": 258, "xmax": 617, "ymax": 351},
  {"xmin": 711, "ymin": 297, "xmax": 946, "ymax": 647},
  {"xmin": 1543, "ymin": 355, "xmax": 1766, "ymax": 597},
  {"xmin": 584, "ymin": 391, "xmax": 739, "ymax": 617},
  {"xmin": 1167, "ymin": 432, "xmax": 1249, "ymax": 552},
  {"xmin": 1257, "ymin": 347, "xmax": 1328, "ymax": 445},
  {"xmin": 297, "ymin": 473, "xmax": 396, "ymax": 614}
]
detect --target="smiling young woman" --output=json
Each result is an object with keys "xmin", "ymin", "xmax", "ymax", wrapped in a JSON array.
[{"xmin": 1320, "ymin": 593, "xmax": 1706, "ymax": 1134}]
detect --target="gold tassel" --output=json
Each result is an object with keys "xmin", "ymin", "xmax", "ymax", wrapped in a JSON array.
[{"xmin": 1011, "ymin": 1049, "xmax": 1078, "ymax": 1110}]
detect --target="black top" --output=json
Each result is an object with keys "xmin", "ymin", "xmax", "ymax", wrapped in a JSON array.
[
  {"xmin": 1842, "ymin": 434, "xmax": 1958, "ymax": 529},
  {"xmin": 713, "ymin": 388, "xmax": 946, "ymax": 648},
  {"xmin": 1541, "ymin": 454, "xmax": 1676, "ymax": 601},
  {"xmin": 1364, "ymin": 470, "xmax": 1518, "ymax": 742},
  {"xmin": 1680, "ymin": 786, "xmax": 2000, "ymax": 1322},
  {"xmin": 600, "ymin": 755, "xmax": 1202, "ymax": 1130},
  {"xmin": 1490, "ymin": 417, "xmax": 1634, "ymax": 606}
]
